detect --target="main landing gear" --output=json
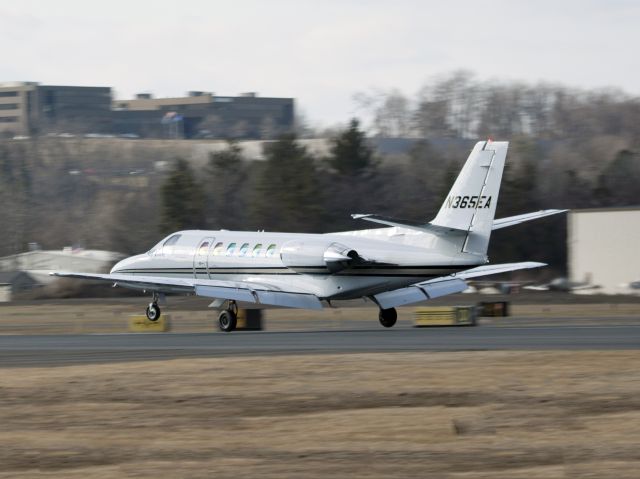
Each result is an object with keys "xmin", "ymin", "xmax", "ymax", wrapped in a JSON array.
[
  {"xmin": 145, "ymin": 293, "xmax": 162, "ymax": 321},
  {"xmin": 218, "ymin": 301, "xmax": 238, "ymax": 332},
  {"xmin": 378, "ymin": 307, "xmax": 397, "ymax": 328}
]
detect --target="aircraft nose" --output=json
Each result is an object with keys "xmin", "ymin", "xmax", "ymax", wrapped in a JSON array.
[
  {"xmin": 110, "ymin": 258, "xmax": 125, "ymax": 274},
  {"xmin": 110, "ymin": 255, "xmax": 137, "ymax": 274}
]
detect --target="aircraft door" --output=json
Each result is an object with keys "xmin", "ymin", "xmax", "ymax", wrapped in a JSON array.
[{"xmin": 193, "ymin": 237, "xmax": 214, "ymax": 279}]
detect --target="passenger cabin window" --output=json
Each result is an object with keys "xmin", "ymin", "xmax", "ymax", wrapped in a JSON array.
[
  {"xmin": 212, "ymin": 242, "xmax": 224, "ymax": 256},
  {"xmin": 198, "ymin": 242, "xmax": 210, "ymax": 256},
  {"xmin": 252, "ymin": 243, "xmax": 263, "ymax": 257},
  {"xmin": 265, "ymin": 244, "xmax": 277, "ymax": 258},
  {"xmin": 226, "ymin": 243, "xmax": 237, "ymax": 256},
  {"xmin": 239, "ymin": 243, "xmax": 249, "ymax": 257}
]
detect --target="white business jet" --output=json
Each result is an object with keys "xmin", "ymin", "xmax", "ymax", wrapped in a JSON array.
[{"xmin": 53, "ymin": 141, "xmax": 565, "ymax": 331}]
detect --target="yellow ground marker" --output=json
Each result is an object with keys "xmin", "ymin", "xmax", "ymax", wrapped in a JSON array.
[
  {"xmin": 128, "ymin": 315, "xmax": 171, "ymax": 332},
  {"xmin": 414, "ymin": 306, "xmax": 476, "ymax": 327}
]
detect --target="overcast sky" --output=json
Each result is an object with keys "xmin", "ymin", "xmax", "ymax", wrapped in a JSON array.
[{"xmin": 1, "ymin": 0, "xmax": 638, "ymax": 126}]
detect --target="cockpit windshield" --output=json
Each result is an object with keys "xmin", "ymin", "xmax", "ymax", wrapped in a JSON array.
[{"xmin": 147, "ymin": 234, "xmax": 182, "ymax": 255}]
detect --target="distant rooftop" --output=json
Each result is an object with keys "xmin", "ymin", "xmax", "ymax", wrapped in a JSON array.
[{"xmin": 0, "ymin": 81, "xmax": 37, "ymax": 88}]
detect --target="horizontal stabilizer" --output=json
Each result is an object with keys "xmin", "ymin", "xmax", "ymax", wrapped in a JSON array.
[
  {"xmin": 493, "ymin": 210, "xmax": 568, "ymax": 230},
  {"xmin": 351, "ymin": 214, "xmax": 467, "ymax": 234}
]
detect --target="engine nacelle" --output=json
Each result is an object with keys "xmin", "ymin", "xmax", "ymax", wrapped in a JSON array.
[{"xmin": 280, "ymin": 239, "xmax": 359, "ymax": 273}]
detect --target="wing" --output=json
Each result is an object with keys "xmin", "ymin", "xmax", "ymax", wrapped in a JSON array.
[
  {"xmin": 372, "ymin": 261, "xmax": 546, "ymax": 309},
  {"xmin": 492, "ymin": 210, "xmax": 567, "ymax": 230},
  {"xmin": 50, "ymin": 272, "xmax": 323, "ymax": 310}
]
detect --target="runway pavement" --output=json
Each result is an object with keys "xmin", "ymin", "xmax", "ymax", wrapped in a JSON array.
[{"xmin": 1, "ymin": 321, "xmax": 639, "ymax": 366}]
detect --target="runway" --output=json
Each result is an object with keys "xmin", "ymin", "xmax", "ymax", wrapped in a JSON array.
[{"xmin": 1, "ymin": 321, "xmax": 639, "ymax": 366}]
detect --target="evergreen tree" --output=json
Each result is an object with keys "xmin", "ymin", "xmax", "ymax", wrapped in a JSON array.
[
  {"xmin": 328, "ymin": 118, "xmax": 373, "ymax": 176},
  {"xmin": 593, "ymin": 149, "xmax": 639, "ymax": 207},
  {"xmin": 251, "ymin": 133, "xmax": 323, "ymax": 232},
  {"xmin": 160, "ymin": 159, "xmax": 205, "ymax": 234},
  {"xmin": 204, "ymin": 141, "xmax": 248, "ymax": 230}
]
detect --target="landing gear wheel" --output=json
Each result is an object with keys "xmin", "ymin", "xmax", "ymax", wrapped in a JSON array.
[
  {"xmin": 218, "ymin": 309, "xmax": 237, "ymax": 332},
  {"xmin": 379, "ymin": 307, "xmax": 397, "ymax": 328},
  {"xmin": 146, "ymin": 303, "xmax": 161, "ymax": 322}
]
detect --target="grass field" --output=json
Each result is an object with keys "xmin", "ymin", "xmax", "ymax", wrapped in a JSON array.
[
  {"xmin": 1, "ymin": 297, "xmax": 639, "ymax": 334},
  {"xmin": 1, "ymin": 351, "xmax": 640, "ymax": 478}
]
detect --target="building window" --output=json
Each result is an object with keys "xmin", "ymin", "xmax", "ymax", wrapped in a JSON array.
[
  {"xmin": 226, "ymin": 243, "xmax": 237, "ymax": 256},
  {"xmin": 252, "ymin": 243, "xmax": 263, "ymax": 257},
  {"xmin": 0, "ymin": 117, "xmax": 18, "ymax": 123},
  {"xmin": 266, "ymin": 244, "xmax": 277, "ymax": 258},
  {"xmin": 239, "ymin": 243, "xmax": 249, "ymax": 257},
  {"xmin": 0, "ymin": 104, "xmax": 18, "ymax": 110},
  {"xmin": 212, "ymin": 242, "xmax": 224, "ymax": 256},
  {"xmin": 0, "ymin": 92, "xmax": 18, "ymax": 97}
]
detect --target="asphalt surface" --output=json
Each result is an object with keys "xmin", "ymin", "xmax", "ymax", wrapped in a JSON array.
[{"xmin": 1, "ymin": 321, "xmax": 639, "ymax": 366}]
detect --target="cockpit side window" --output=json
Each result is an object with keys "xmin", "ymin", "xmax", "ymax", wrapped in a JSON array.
[
  {"xmin": 164, "ymin": 234, "xmax": 181, "ymax": 247},
  {"xmin": 148, "ymin": 234, "xmax": 182, "ymax": 256}
]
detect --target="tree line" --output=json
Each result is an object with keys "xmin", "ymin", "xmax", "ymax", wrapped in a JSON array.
[
  {"xmin": 354, "ymin": 71, "xmax": 640, "ymax": 143},
  {"xmin": 1, "ymin": 74, "xmax": 639, "ymax": 278}
]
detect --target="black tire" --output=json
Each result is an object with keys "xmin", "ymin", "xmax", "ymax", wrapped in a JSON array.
[
  {"xmin": 378, "ymin": 307, "xmax": 397, "ymax": 328},
  {"xmin": 218, "ymin": 310, "xmax": 237, "ymax": 332},
  {"xmin": 146, "ymin": 303, "xmax": 161, "ymax": 322}
]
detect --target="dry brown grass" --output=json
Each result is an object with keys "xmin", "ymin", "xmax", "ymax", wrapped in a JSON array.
[
  {"xmin": 1, "ymin": 351, "xmax": 640, "ymax": 478},
  {"xmin": 1, "ymin": 300, "xmax": 639, "ymax": 335}
]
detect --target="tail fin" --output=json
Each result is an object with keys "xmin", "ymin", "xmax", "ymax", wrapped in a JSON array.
[{"xmin": 431, "ymin": 140, "xmax": 508, "ymax": 256}]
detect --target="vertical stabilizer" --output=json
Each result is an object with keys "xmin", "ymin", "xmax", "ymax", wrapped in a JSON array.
[{"xmin": 431, "ymin": 140, "xmax": 508, "ymax": 256}]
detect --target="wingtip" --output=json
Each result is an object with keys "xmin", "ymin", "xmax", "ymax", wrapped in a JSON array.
[{"xmin": 529, "ymin": 262, "xmax": 547, "ymax": 268}]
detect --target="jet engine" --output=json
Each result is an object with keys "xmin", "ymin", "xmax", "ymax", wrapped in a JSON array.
[{"xmin": 280, "ymin": 239, "xmax": 361, "ymax": 273}]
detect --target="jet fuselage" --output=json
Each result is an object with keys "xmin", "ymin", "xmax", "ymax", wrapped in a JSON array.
[{"xmin": 111, "ymin": 228, "xmax": 484, "ymax": 300}]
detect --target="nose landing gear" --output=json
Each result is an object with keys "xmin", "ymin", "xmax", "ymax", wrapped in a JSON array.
[
  {"xmin": 378, "ymin": 307, "xmax": 397, "ymax": 328},
  {"xmin": 145, "ymin": 292, "xmax": 162, "ymax": 322},
  {"xmin": 218, "ymin": 300, "xmax": 238, "ymax": 332}
]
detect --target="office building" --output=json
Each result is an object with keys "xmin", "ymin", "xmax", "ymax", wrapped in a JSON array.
[
  {"xmin": 0, "ymin": 82, "xmax": 112, "ymax": 137},
  {"xmin": 112, "ymin": 91, "xmax": 294, "ymax": 139},
  {"xmin": 0, "ymin": 82, "xmax": 294, "ymax": 139}
]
